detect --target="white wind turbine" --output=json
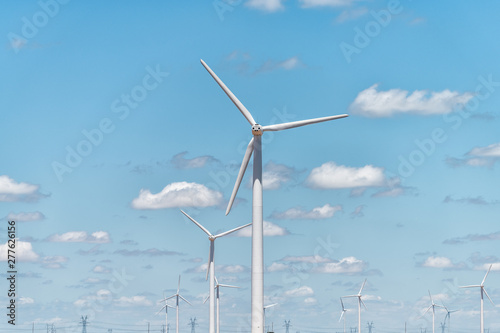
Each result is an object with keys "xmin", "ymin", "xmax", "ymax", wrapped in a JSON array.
[
  {"xmin": 263, "ymin": 303, "xmax": 278, "ymax": 332},
  {"xmin": 201, "ymin": 59, "xmax": 348, "ymax": 333},
  {"xmin": 164, "ymin": 275, "xmax": 191, "ymax": 333},
  {"xmin": 180, "ymin": 210, "xmax": 251, "ymax": 333},
  {"xmin": 339, "ymin": 297, "xmax": 348, "ymax": 333},
  {"xmin": 157, "ymin": 292, "xmax": 175, "ymax": 332},
  {"xmin": 214, "ymin": 276, "xmax": 240, "ymax": 333},
  {"xmin": 442, "ymin": 303, "xmax": 459, "ymax": 333},
  {"xmin": 421, "ymin": 290, "xmax": 444, "ymax": 333},
  {"xmin": 342, "ymin": 279, "xmax": 367, "ymax": 333},
  {"xmin": 460, "ymin": 264, "xmax": 495, "ymax": 333}
]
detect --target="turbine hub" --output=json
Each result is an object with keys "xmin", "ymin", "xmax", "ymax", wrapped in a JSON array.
[{"xmin": 252, "ymin": 124, "xmax": 263, "ymax": 136}]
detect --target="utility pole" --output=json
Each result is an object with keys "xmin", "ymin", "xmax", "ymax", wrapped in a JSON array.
[
  {"xmin": 161, "ymin": 324, "xmax": 166, "ymax": 333},
  {"xmin": 440, "ymin": 322, "xmax": 446, "ymax": 333},
  {"xmin": 367, "ymin": 322, "xmax": 374, "ymax": 333},
  {"xmin": 51, "ymin": 324, "xmax": 56, "ymax": 333},
  {"xmin": 80, "ymin": 316, "xmax": 88, "ymax": 333},
  {"xmin": 351, "ymin": 327, "xmax": 358, "ymax": 333},
  {"xmin": 189, "ymin": 317, "xmax": 198, "ymax": 333},
  {"xmin": 284, "ymin": 320, "xmax": 291, "ymax": 333}
]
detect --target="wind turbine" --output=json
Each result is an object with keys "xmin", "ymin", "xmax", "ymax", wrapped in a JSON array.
[
  {"xmin": 263, "ymin": 303, "xmax": 278, "ymax": 332},
  {"xmin": 164, "ymin": 275, "xmax": 191, "ymax": 333},
  {"xmin": 157, "ymin": 292, "xmax": 175, "ymax": 333},
  {"xmin": 214, "ymin": 276, "xmax": 240, "ymax": 333},
  {"xmin": 460, "ymin": 264, "xmax": 495, "ymax": 333},
  {"xmin": 342, "ymin": 279, "xmax": 367, "ymax": 333},
  {"xmin": 339, "ymin": 297, "xmax": 348, "ymax": 333},
  {"xmin": 421, "ymin": 290, "xmax": 444, "ymax": 333},
  {"xmin": 200, "ymin": 59, "xmax": 348, "ymax": 333},
  {"xmin": 180, "ymin": 210, "xmax": 251, "ymax": 333},
  {"xmin": 442, "ymin": 303, "xmax": 459, "ymax": 333}
]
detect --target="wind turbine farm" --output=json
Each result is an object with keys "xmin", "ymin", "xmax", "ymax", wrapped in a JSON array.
[{"xmin": 3, "ymin": 1, "xmax": 500, "ymax": 332}]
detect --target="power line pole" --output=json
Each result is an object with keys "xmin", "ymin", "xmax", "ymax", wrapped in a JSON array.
[
  {"xmin": 284, "ymin": 320, "xmax": 291, "ymax": 333},
  {"xmin": 189, "ymin": 318, "xmax": 198, "ymax": 333},
  {"xmin": 367, "ymin": 322, "xmax": 374, "ymax": 333},
  {"xmin": 440, "ymin": 322, "xmax": 446, "ymax": 333},
  {"xmin": 80, "ymin": 316, "xmax": 88, "ymax": 333}
]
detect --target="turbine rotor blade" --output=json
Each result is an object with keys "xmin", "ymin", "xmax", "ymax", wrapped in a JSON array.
[
  {"xmin": 206, "ymin": 242, "xmax": 214, "ymax": 281},
  {"xmin": 481, "ymin": 264, "xmax": 493, "ymax": 286},
  {"xmin": 214, "ymin": 223, "xmax": 252, "ymax": 239},
  {"xmin": 156, "ymin": 305, "xmax": 167, "ymax": 315},
  {"xmin": 180, "ymin": 210, "xmax": 213, "ymax": 237},
  {"xmin": 262, "ymin": 114, "xmax": 348, "ymax": 132},
  {"xmin": 340, "ymin": 297, "xmax": 345, "ymax": 310},
  {"xmin": 483, "ymin": 287, "xmax": 495, "ymax": 306},
  {"xmin": 359, "ymin": 279, "xmax": 367, "ymax": 295},
  {"xmin": 226, "ymin": 137, "xmax": 254, "ymax": 215},
  {"xmin": 177, "ymin": 275, "xmax": 181, "ymax": 294},
  {"xmin": 360, "ymin": 297, "xmax": 367, "ymax": 310},
  {"xmin": 460, "ymin": 285, "xmax": 481, "ymax": 288},
  {"xmin": 264, "ymin": 303, "xmax": 278, "ymax": 309},
  {"xmin": 200, "ymin": 59, "xmax": 256, "ymax": 126},
  {"xmin": 218, "ymin": 284, "xmax": 240, "ymax": 289},
  {"xmin": 339, "ymin": 311, "xmax": 345, "ymax": 322},
  {"xmin": 179, "ymin": 295, "xmax": 192, "ymax": 306},
  {"xmin": 203, "ymin": 295, "xmax": 210, "ymax": 304}
]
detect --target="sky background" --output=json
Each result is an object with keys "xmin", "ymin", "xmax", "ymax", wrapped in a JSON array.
[{"xmin": 1, "ymin": 1, "xmax": 500, "ymax": 332}]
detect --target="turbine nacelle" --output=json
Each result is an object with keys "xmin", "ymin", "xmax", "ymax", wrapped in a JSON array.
[{"xmin": 252, "ymin": 124, "xmax": 263, "ymax": 136}]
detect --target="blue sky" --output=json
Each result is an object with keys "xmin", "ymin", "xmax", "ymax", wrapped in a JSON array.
[{"xmin": 1, "ymin": 0, "xmax": 500, "ymax": 332}]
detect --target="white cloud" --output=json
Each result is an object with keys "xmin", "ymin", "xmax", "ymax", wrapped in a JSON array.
[
  {"xmin": 349, "ymin": 84, "xmax": 473, "ymax": 117},
  {"xmin": 422, "ymin": 256, "xmax": 454, "ymax": 268},
  {"xmin": 171, "ymin": 152, "xmax": 219, "ymax": 169},
  {"xmin": 131, "ymin": 182, "xmax": 223, "ymax": 209},
  {"xmin": 18, "ymin": 297, "xmax": 35, "ymax": 305},
  {"xmin": 300, "ymin": 0, "xmax": 357, "ymax": 8},
  {"xmin": 469, "ymin": 143, "xmax": 500, "ymax": 157},
  {"xmin": 235, "ymin": 221, "xmax": 289, "ymax": 237},
  {"xmin": 284, "ymin": 286, "xmax": 314, "ymax": 297},
  {"xmin": 262, "ymin": 162, "xmax": 295, "ymax": 190},
  {"xmin": 0, "ymin": 241, "xmax": 39, "ymax": 262},
  {"xmin": 0, "ymin": 175, "xmax": 44, "ymax": 202},
  {"xmin": 306, "ymin": 162, "xmax": 386, "ymax": 189},
  {"xmin": 267, "ymin": 262, "xmax": 289, "ymax": 272},
  {"xmin": 271, "ymin": 204, "xmax": 342, "ymax": 220},
  {"xmin": 446, "ymin": 142, "xmax": 500, "ymax": 168},
  {"xmin": 47, "ymin": 231, "xmax": 110, "ymax": 243},
  {"xmin": 282, "ymin": 255, "xmax": 332, "ymax": 263},
  {"xmin": 41, "ymin": 256, "xmax": 68, "ymax": 269},
  {"xmin": 245, "ymin": 0, "xmax": 285, "ymax": 12},
  {"xmin": 5, "ymin": 211, "xmax": 45, "ymax": 222},
  {"xmin": 93, "ymin": 265, "xmax": 111, "ymax": 274},
  {"xmin": 335, "ymin": 7, "xmax": 368, "ymax": 23},
  {"xmin": 115, "ymin": 295, "xmax": 153, "ymax": 307},
  {"xmin": 316, "ymin": 256, "xmax": 366, "ymax": 274},
  {"xmin": 304, "ymin": 297, "xmax": 317, "ymax": 305}
]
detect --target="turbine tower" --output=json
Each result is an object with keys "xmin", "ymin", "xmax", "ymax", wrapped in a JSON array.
[
  {"xmin": 421, "ymin": 290, "xmax": 444, "ymax": 333},
  {"xmin": 263, "ymin": 303, "xmax": 278, "ymax": 332},
  {"xmin": 284, "ymin": 320, "xmax": 291, "ymax": 333},
  {"xmin": 460, "ymin": 264, "xmax": 495, "ymax": 333},
  {"xmin": 164, "ymin": 275, "xmax": 191, "ymax": 333},
  {"xmin": 157, "ymin": 292, "xmax": 175, "ymax": 333},
  {"xmin": 180, "ymin": 210, "xmax": 250, "ymax": 333},
  {"xmin": 339, "ymin": 298, "xmax": 348, "ymax": 333},
  {"xmin": 201, "ymin": 59, "xmax": 348, "ymax": 333},
  {"xmin": 342, "ymin": 279, "xmax": 367, "ymax": 333}
]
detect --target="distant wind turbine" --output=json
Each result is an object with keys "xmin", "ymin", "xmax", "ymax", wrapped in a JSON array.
[
  {"xmin": 342, "ymin": 279, "xmax": 367, "ymax": 333},
  {"xmin": 420, "ymin": 290, "xmax": 444, "ymax": 333},
  {"xmin": 214, "ymin": 276, "xmax": 239, "ymax": 333},
  {"xmin": 263, "ymin": 303, "xmax": 278, "ymax": 332},
  {"xmin": 164, "ymin": 275, "xmax": 191, "ymax": 333},
  {"xmin": 201, "ymin": 58, "xmax": 347, "ymax": 333},
  {"xmin": 442, "ymin": 302, "xmax": 459, "ymax": 333},
  {"xmin": 339, "ymin": 297, "xmax": 348, "ymax": 333},
  {"xmin": 460, "ymin": 264, "xmax": 495, "ymax": 333},
  {"xmin": 157, "ymin": 292, "xmax": 175, "ymax": 333},
  {"xmin": 180, "ymin": 210, "xmax": 251, "ymax": 333}
]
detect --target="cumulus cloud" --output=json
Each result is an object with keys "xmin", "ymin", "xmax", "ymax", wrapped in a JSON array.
[
  {"xmin": 316, "ymin": 256, "xmax": 366, "ymax": 274},
  {"xmin": 18, "ymin": 297, "xmax": 35, "ymax": 305},
  {"xmin": 421, "ymin": 256, "xmax": 454, "ymax": 268},
  {"xmin": 245, "ymin": 0, "xmax": 285, "ymax": 12},
  {"xmin": 282, "ymin": 255, "xmax": 332, "ymax": 263},
  {"xmin": 92, "ymin": 265, "xmax": 112, "ymax": 274},
  {"xmin": 300, "ymin": 0, "xmax": 358, "ymax": 8},
  {"xmin": 186, "ymin": 263, "xmax": 248, "ymax": 275},
  {"xmin": 267, "ymin": 262, "xmax": 289, "ymax": 272},
  {"xmin": 47, "ymin": 231, "xmax": 110, "ymax": 243},
  {"xmin": 446, "ymin": 142, "xmax": 500, "ymax": 168},
  {"xmin": 271, "ymin": 204, "xmax": 342, "ymax": 220},
  {"xmin": 349, "ymin": 84, "xmax": 473, "ymax": 117},
  {"xmin": 0, "ymin": 175, "xmax": 46, "ymax": 202},
  {"xmin": 284, "ymin": 286, "xmax": 314, "ymax": 297},
  {"xmin": 306, "ymin": 162, "xmax": 387, "ymax": 189},
  {"xmin": 235, "ymin": 221, "xmax": 289, "ymax": 237},
  {"xmin": 262, "ymin": 162, "xmax": 296, "ymax": 190},
  {"xmin": 0, "ymin": 241, "xmax": 39, "ymax": 262},
  {"xmin": 4, "ymin": 211, "xmax": 45, "ymax": 222},
  {"xmin": 115, "ymin": 296, "xmax": 152, "ymax": 307},
  {"xmin": 41, "ymin": 256, "xmax": 68, "ymax": 269},
  {"xmin": 171, "ymin": 152, "xmax": 219, "ymax": 169},
  {"xmin": 131, "ymin": 182, "xmax": 223, "ymax": 209}
]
